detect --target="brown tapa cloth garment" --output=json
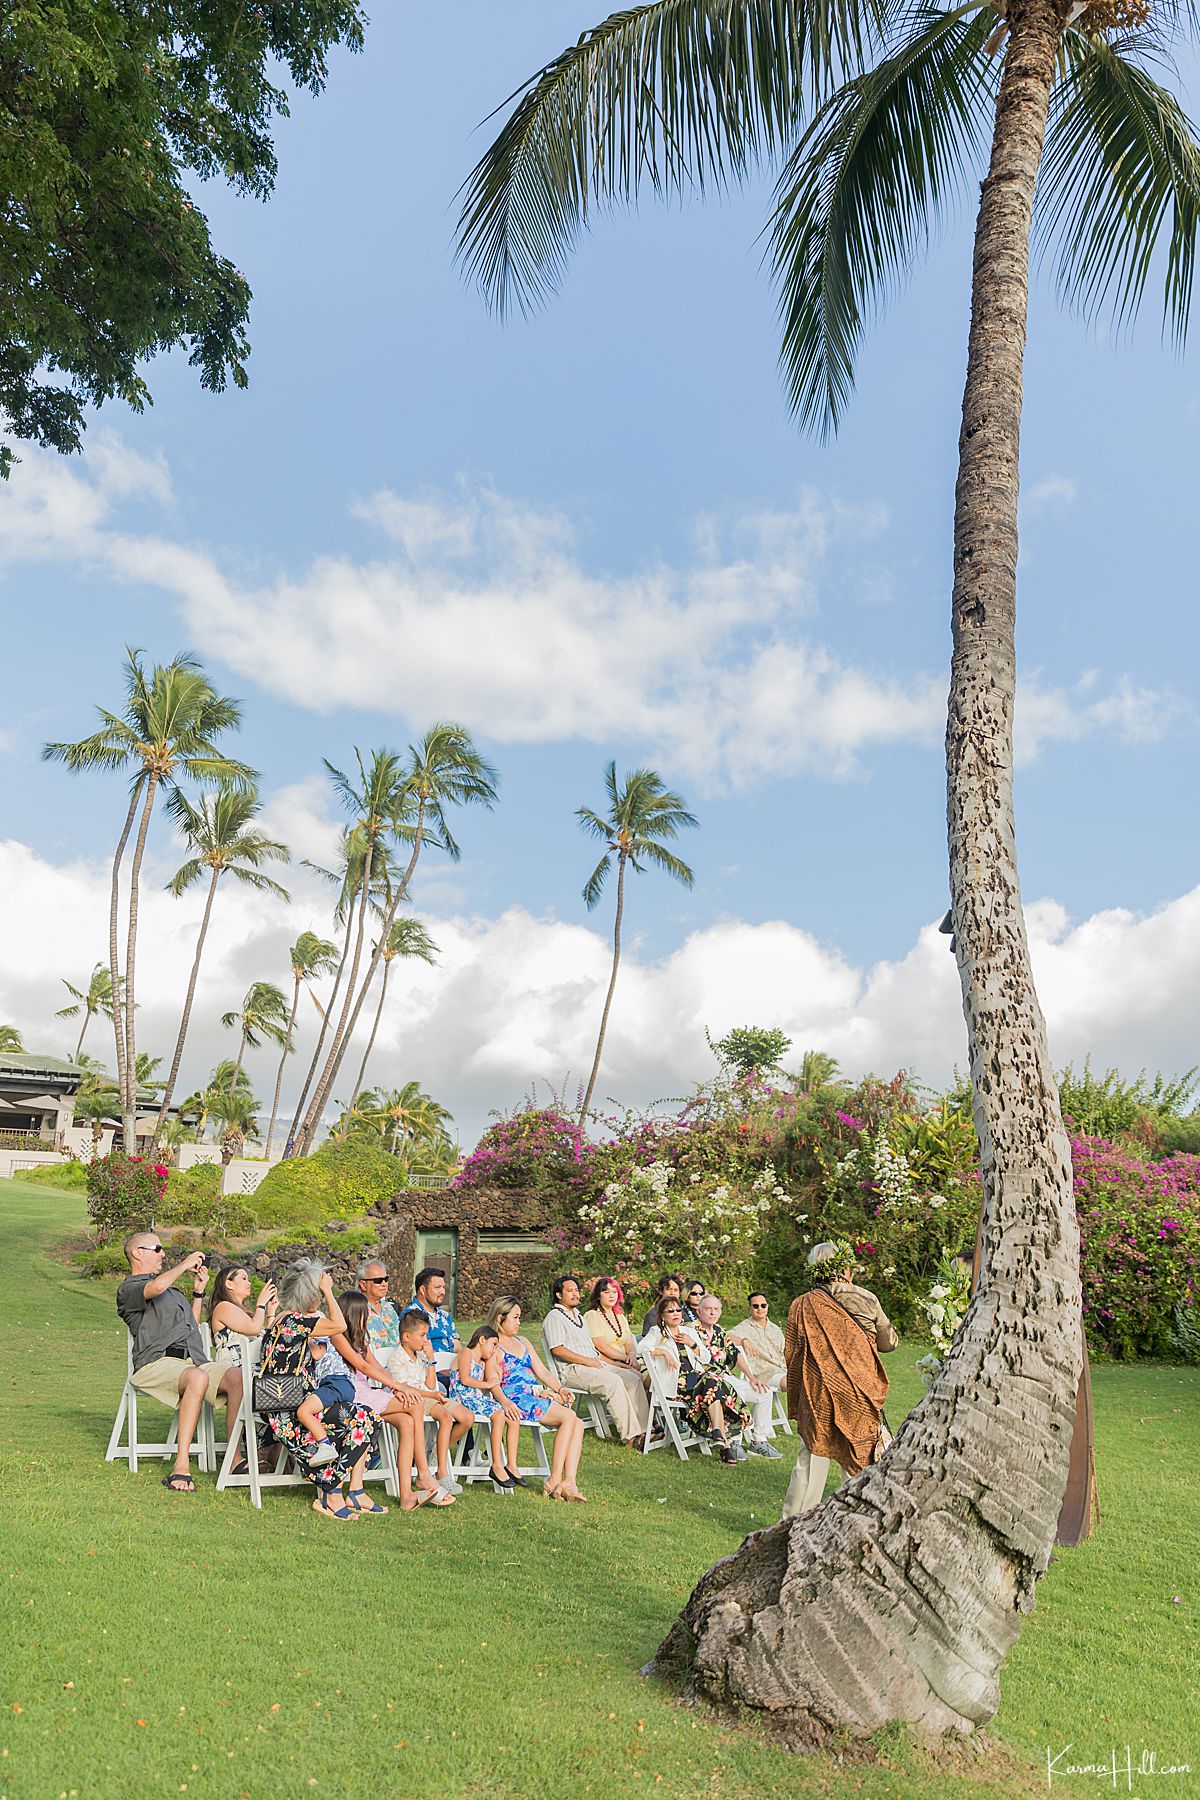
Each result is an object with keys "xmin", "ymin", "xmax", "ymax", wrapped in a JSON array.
[{"xmin": 785, "ymin": 1288, "xmax": 890, "ymax": 1475}]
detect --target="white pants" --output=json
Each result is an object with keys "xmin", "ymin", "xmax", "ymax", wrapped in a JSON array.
[
  {"xmin": 781, "ymin": 1443, "xmax": 836, "ymax": 1519},
  {"xmin": 563, "ymin": 1362, "xmax": 650, "ymax": 1441},
  {"xmin": 729, "ymin": 1367, "xmax": 785, "ymax": 1440}
]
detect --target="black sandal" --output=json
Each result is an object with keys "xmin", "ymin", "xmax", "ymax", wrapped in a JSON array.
[{"xmin": 162, "ymin": 1472, "xmax": 196, "ymax": 1493}]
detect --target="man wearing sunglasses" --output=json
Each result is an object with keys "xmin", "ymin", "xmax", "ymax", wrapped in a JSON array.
[
  {"xmin": 728, "ymin": 1292, "xmax": 787, "ymax": 1451},
  {"xmin": 117, "ymin": 1233, "xmax": 243, "ymax": 1494},
  {"xmin": 358, "ymin": 1260, "xmax": 402, "ymax": 1360}
]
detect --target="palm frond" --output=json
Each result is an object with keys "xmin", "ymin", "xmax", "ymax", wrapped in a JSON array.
[
  {"xmin": 638, "ymin": 841, "xmax": 697, "ymax": 886},
  {"xmin": 168, "ymin": 858, "xmax": 206, "ymax": 897},
  {"xmin": 1039, "ymin": 32, "xmax": 1200, "ymax": 345},
  {"xmin": 583, "ymin": 853, "xmax": 613, "ymax": 909},
  {"xmin": 456, "ymin": 0, "xmax": 891, "ymax": 316},
  {"xmin": 770, "ymin": 2, "xmax": 997, "ymax": 436}
]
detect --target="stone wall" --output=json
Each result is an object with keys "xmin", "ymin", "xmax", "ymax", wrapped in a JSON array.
[{"xmin": 369, "ymin": 1184, "xmax": 556, "ymax": 1319}]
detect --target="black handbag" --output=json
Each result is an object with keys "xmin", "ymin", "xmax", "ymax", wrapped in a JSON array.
[{"xmin": 252, "ymin": 1371, "xmax": 308, "ymax": 1413}]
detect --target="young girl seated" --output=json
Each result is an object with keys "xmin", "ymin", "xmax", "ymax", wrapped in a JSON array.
[{"xmin": 448, "ymin": 1326, "xmax": 522, "ymax": 1492}]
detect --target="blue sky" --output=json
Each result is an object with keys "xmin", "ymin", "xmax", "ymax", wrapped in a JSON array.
[{"xmin": 0, "ymin": 3, "xmax": 1197, "ymax": 1141}]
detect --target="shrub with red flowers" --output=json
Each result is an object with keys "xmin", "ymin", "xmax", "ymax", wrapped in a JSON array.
[
  {"xmin": 451, "ymin": 1105, "xmax": 596, "ymax": 1201},
  {"xmin": 85, "ymin": 1151, "xmax": 170, "ymax": 1243},
  {"xmin": 1073, "ymin": 1137, "xmax": 1200, "ymax": 1358}
]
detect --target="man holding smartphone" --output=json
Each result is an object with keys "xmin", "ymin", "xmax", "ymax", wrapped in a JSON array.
[{"xmin": 117, "ymin": 1232, "xmax": 243, "ymax": 1493}]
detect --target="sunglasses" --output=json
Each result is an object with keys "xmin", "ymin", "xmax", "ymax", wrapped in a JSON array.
[
  {"xmin": 142, "ymin": 1243, "xmax": 164, "ymax": 1254},
  {"xmin": 750, "ymin": 1301, "xmax": 768, "ymax": 1309},
  {"xmin": 365, "ymin": 1276, "xmax": 389, "ymax": 1285},
  {"xmin": 688, "ymin": 1290, "xmax": 704, "ymax": 1300}
]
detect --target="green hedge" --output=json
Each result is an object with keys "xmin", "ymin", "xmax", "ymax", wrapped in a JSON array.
[{"xmin": 250, "ymin": 1140, "xmax": 406, "ymax": 1234}]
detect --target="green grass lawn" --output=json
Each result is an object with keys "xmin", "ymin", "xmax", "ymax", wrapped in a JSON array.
[{"xmin": 2, "ymin": 1178, "xmax": 1197, "ymax": 1800}]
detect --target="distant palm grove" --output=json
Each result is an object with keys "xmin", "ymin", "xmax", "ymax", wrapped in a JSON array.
[{"xmin": 28, "ymin": 647, "xmax": 699, "ymax": 1168}]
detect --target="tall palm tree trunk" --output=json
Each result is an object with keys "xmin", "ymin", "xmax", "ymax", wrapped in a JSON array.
[
  {"xmin": 579, "ymin": 853, "xmax": 626, "ymax": 1122},
  {"xmin": 654, "ymin": 1, "xmax": 1081, "ymax": 1737},
  {"xmin": 285, "ymin": 907, "xmax": 355, "ymax": 1157},
  {"xmin": 230, "ymin": 1027, "xmax": 249, "ymax": 1090},
  {"xmin": 107, "ymin": 782, "xmax": 141, "ymax": 1123},
  {"xmin": 150, "ymin": 866, "xmax": 221, "ymax": 1149},
  {"xmin": 300, "ymin": 818, "xmax": 425, "ymax": 1153},
  {"xmin": 121, "ymin": 771, "xmax": 161, "ymax": 1146},
  {"xmin": 293, "ymin": 841, "xmax": 376, "ymax": 1154},
  {"xmin": 351, "ymin": 956, "xmax": 391, "ymax": 1104},
  {"xmin": 266, "ymin": 975, "xmax": 302, "ymax": 1160},
  {"xmin": 74, "ymin": 1013, "xmax": 90, "ymax": 1063}
]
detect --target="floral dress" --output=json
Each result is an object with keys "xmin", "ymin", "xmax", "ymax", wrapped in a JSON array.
[
  {"xmin": 259, "ymin": 1310, "xmax": 379, "ymax": 1492},
  {"xmin": 448, "ymin": 1358, "xmax": 503, "ymax": 1420},
  {"xmin": 666, "ymin": 1330, "xmax": 750, "ymax": 1440},
  {"xmin": 500, "ymin": 1342, "xmax": 551, "ymax": 1422},
  {"xmin": 211, "ymin": 1322, "xmax": 244, "ymax": 1365}
]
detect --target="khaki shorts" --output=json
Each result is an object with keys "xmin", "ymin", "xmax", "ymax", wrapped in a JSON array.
[{"xmin": 130, "ymin": 1356, "xmax": 229, "ymax": 1411}]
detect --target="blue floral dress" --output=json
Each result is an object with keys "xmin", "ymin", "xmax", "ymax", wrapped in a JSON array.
[
  {"xmin": 500, "ymin": 1341, "xmax": 551, "ymax": 1422},
  {"xmin": 448, "ymin": 1359, "xmax": 502, "ymax": 1420}
]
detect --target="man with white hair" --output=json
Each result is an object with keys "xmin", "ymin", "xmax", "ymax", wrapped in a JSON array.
[
  {"xmin": 116, "ymin": 1233, "xmax": 243, "ymax": 1494},
  {"xmin": 781, "ymin": 1240, "xmax": 898, "ymax": 1520}
]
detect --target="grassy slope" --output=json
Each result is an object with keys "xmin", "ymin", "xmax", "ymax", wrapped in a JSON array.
[{"xmin": 1, "ymin": 1179, "xmax": 1196, "ymax": 1800}]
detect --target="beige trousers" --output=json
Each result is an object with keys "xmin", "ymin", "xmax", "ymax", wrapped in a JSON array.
[
  {"xmin": 565, "ymin": 1362, "xmax": 650, "ymax": 1440},
  {"xmin": 781, "ymin": 1443, "xmax": 839, "ymax": 1519}
]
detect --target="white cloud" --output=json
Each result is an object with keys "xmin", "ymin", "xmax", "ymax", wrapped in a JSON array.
[
  {"xmin": 0, "ymin": 442, "xmax": 1183, "ymax": 791},
  {"xmin": 2, "ymin": 824, "xmax": 1199, "ymax": 1149},
  {"xmin": 1023, "ymin": 473, "xmax": 1077, "ymax": 518}
]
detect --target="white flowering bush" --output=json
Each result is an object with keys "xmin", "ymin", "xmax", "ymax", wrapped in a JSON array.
[
  {"xmin": 575, "ymin": 1159, "xmax": 792, "ymax": 1296},
  {"xmin": 915, "ymin": 1250, "xmax": 974, "ymax": 1386}
]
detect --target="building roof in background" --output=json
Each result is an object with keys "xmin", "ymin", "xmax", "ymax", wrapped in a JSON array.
[{"xmin": 0, "ymin": 1052, "xmax": 85, "ymax": 1081}]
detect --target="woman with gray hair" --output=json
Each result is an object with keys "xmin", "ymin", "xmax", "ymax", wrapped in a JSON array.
[{"xmin": 258, "ymin": 1258, "xmax": 379, "ymax": 1521}]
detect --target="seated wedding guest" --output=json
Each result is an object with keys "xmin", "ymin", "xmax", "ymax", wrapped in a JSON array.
[
  {"xmin": 583, "ymin": 1277, "xmax": 640, "ymax": 1368},
  {"xmin": 489, "ymin": 1296, "xmax": 588, "ymax": 1501},
  {"xmin": 207, "ymin": 1266, "xmax": 278, "ymax": 1361},
  {"xmin": 544, "ymin": 1275, "xmax": 650, "ymax": 1447},
  {"xmin": 448, "ymin": 1325, "xmax": 524, "ymax": 1492},
  {"xmin": 117, "ymin": 1235, "xmax": 244, "ymax": 1496},
  {"xmin": 683, "ymin": 1279, "xmax": 707, "ymax": 1322},
  {"xmin": 258, "ymin": 1260, "xmax": 378, "ymax": 1521},
  {"xmin": 642, "ymin": 1298, "xmax": 749, "ymax": 1464},
  {"xmin": 358, "ymin": 1261, "xmax": 402, "ymax": 1359},
  {"xmin": 387, "ymin": 1308, "xmax": 473, "ymax": 1495},
  {"xmin": 639, "ymin": 1272, "xmax": 683, "ymax": 1339},
  {"xmin": 693, "ymin": 1293, "xmax": 779, "ymax": 1458},
  {"xmin": 329, "ymin": 1293, "xmax": 453, "ymax": 1510},
  {"xmin": 403, "ymin": 1267, "xmax": 461, "ymax": 1372},
  {"xmin": 781, "ymin": 1240, "xmax": 898, "ymax": 1520},
  {"xmin": 728, "ymin": 1291, "xmax": 787, "ymax": 1446}
]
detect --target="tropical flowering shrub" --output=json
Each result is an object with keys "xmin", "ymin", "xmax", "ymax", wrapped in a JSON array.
[
  {"xmin": 915, "ymin": 1249, "xmax": 974, "ymax": 1386},
  {"xmin": 571, "ymin": 1160, "xmax": 795, "ymax": 1306},
  {"xmin": 451, "ymin": 1105, "xmax": 595, "ymax": 1200},
  {"xmin": 1073, "ymin": 1137, "xmax": 1200, "ymax": 1358},
  {"xmin": 85, "ymin": 1151, "xmax": 169, "ymax": 1242}
]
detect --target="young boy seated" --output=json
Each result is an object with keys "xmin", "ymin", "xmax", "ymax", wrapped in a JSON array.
[{"xmin": 387, "ymin": 1309, "xmax": 474, "ymax": 1491}]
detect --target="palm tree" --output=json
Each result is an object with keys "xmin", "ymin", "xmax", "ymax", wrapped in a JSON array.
[
  {"xmin": 291, "ymin": 725, "xmax": 497, "ymax": 1156},
  {"xmin": 797, "ymin": 1049, "xmax": 841, "ymax": 1094},
  {"xmin": 156, "ymin": 1116, "xmax": 196, "ymax": 1167},
  {"xmin": 71, "ymin": 1069, "xmax": 121, "ymax": 1155},
  {"xmin": 43, "ymin": 648, "xmax": 253, "ymax": 1147},
  {"xmin": 181, "ymin": 1060, "xmax": 254, "ymax": 1142},
  {"xmin": 360, "ymin": 1082, "xmax": 455, "ymax": 1158},
  {"xmin": 133, "ymin": 1053, "xmax": 167, "ymax": 1096},
  {"xmin": 0, "ymin": 1024, "xmax": 23, "ymax": 1053},
  {"xmin": 265, "ymin": 930, "xmax": 340, "ymax": 1159},
  {"xmin": 454, "ymin": 1, "xmax": 1200, "ymax": 1733},
  {"xmin": 56, "ymin": 964, "xmax": 118, "ymax": 1062},
  {"xmin": 349, "ymin": 917, "xmax": 439, "ymax": 1102},
  {"xmin": 207, "ymin": 1087, "xmax": 260, "ymax": 1165},
  {"xmin": 576, "ymin": 764, "xmax": 697, "ymax": 1121},
  {"xmin": 220, "ymin": 982, "xmax": 291, "ymax": 1088},
  {"xmin": 150, "ymin": 785, "xmax": 290, "ymax": 1146}
]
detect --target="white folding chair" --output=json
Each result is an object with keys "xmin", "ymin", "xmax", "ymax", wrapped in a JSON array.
[
  {"xmin": 107, "ymin": 1334, "xmax": 214, "ymax": 1474},
  {"xmin": 451, "ymin": 1416, "xmax": 552, "ymax": 1483},
  {"xmin": 639, "ymin": 1345, "xmax": 711, "ymax": 1460},
  {"xmin": 772, "ymin": 1382, "xmax": 793, "ymax": 1436}
]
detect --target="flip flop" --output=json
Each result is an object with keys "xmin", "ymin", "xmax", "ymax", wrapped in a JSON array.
[
  {"xmin": 426, "ymin": 1488, "xmax": 457, "ymax": 1506},
  {"xmin": 347, "ymin": 1488, "xmax": 388, "ymax": 1515},
  {"xmin": 162, "ymin": 1472, "xmax": 195, "ymax": 1493}
]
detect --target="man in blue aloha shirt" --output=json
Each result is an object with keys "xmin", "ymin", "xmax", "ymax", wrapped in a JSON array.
[{"xmin": 403, "ymin": 1266, "xmax": 461, "ymax": 1374}]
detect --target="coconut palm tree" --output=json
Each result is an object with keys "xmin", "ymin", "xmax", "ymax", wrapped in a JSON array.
[
  {"xmin": 180, "ymin": 1060, "xmax": 254, "ymax": 1142},
  {"xmin": 56, "ymin": 964, "xmax": 118, "ymax": 1062},
  {"xmin": 291, "ymin": 725, "xmax": 497, "ymax": 1156},
  {"xmin": 206, "ymin": 1087, "xmax": 260, "ymax": 1165},
  {"xmin": 359, "ymin": 1082, "xmax": 455, "ymax": 1159},
  {"xmin": 265, "ymin": 930, "xmax": 341, "ymax": 1159},
  {"xmin": 42, "ymin": 648, "xmax": 253, "ymax": 1146},
  {"xmin": 576, "ymin": 764, "xmax": 697, "ymax": 1121},
  {"xmin": 0, "ymin": 1024, "xmax": 23, "ymax": 1053},
  {"xmin": 71, "ymin": 1069, "xmax": 121, "ymax": 1155},
  {"xmin": 349, "ymin": 917, "xmax": 439, "ymax": 1102},
  {"xmin": 150, "ymin": 784, "xmax": 290, "ymax": 1146},
  {"xmin": 798, "ymin": 1049, "xmax": 842, "ymax": 1094},
  {"xmin": 220, "ymin": 983, "xmax": 291, "ymax": 1088},
  {"xmin": 454, "ymin": 0, "xmax": 1200, "ymax": 1736}
]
